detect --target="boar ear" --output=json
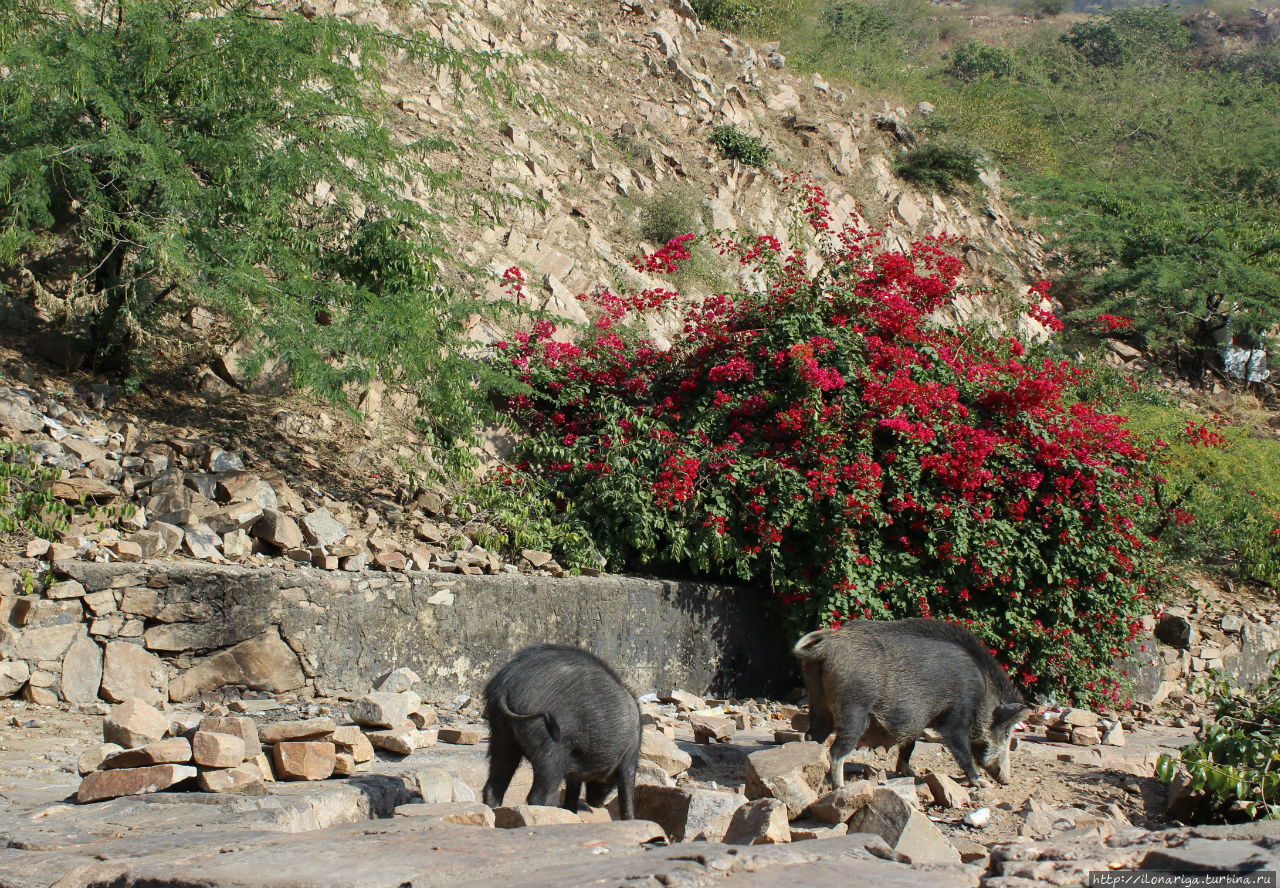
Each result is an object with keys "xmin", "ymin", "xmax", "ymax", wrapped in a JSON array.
[{"xmin": 992, "ymin": 702, "xmax": 1030, "ymax": 728}]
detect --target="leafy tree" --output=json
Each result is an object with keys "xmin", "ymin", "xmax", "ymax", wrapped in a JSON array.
[
  {"xmin": 0, "ymin": 0, "xmax": 509, "ymax": 434},
  {"xmin": 1060, "ymin": 6, "xmax": 1190, "ymax": 67},
  {"xmin": 894, "ymin": 142, "xmax": 982, "ymax": 193},
  {"xmin": 946, "ymin": 40, "xmax": 1017, "ymax": 82},
  {"xmin": 821, "ymin": 2, "xmax": 895, "ymax": 51}
]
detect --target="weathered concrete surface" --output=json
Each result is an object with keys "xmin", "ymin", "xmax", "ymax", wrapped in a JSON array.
[{"xmin": 52, "ymin": 562, "xmax": 790, "ymax": 700}]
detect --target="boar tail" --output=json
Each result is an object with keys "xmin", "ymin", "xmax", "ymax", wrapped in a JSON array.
[
  {"xmin": 495, "ymin": 697, "xmax": 561, "ymax": 742},
  {"xmin": 792, "ymin": 627, "xmax": 838, "ymax": 660}
]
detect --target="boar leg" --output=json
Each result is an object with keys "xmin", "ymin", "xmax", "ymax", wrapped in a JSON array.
[
  {"xmin": 937, "ymin": 712, "xmax": 984, "ymax": 786},
  {"xmin": 894, "ymin": 738, "xmax": 916, "ymax": 777},
  {"xmin": 483, "ymin": 737, "xmax": 523, "ymax": 808},
  {"xmin": 526, "ymin": 748, "xmax": 571, "ymax": 807},
  {"xmin": 829, "ymin": 704, "xmax": 871, "ymax": 788},
  {"xmin": 562, "ymin": 776, "xmax": 583, "ymax": 813},
  {"xmin": 614, "ymin": 746, "xmax": 638, "ymax": 820}
]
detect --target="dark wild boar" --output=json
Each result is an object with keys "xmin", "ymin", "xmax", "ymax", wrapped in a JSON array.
[
  {"xmin": 481, "ymin": 644, "xmax": 642, "ymax": 818},
  {"xmin": 793, "ymin": 619, "xmax": 1029, "ymax": 788}
]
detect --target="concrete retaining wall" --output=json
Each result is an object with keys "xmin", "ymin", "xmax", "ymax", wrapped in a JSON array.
[{"xmin": 0, "ymin": 560, "xmax": 793, "ymax": 705}]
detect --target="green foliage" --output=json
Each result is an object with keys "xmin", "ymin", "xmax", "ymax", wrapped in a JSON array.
[
  {"xmin": 0, "ymin": 443, "xmax": 73, "ymax": 541},
  {"xmin": 894, "ymin": 142, "xmax": 982, "ymax": 193},
  {"xmin": 640, "ymin": 189, "xmax": 707, "ymax": 247},
  {"xmin": 1020, "ymin": 0, "xmax": 1067, "ymax": 18},
  {"xmin": 690, "ymin": 0, "xmax": 802, "ymax": 35},
  {"xmin": 0, "ymin": 0, "xmax": 511, "ymax": 443},
  {"xmin": 946, "ymin": 41, "xmax": 1017, "ymax": 82},
  {"xmin": 469, "ymin": 470, "xmax": 605, "ymax": 572},
  {"xmin": 1158, "ymin": 663, "xmax": 1280, "ymax": 820},
  {"xmin": 708, "ymin": 125, "xmax": 773, "ymax": 167},
  {"xmin": 1061, "ymin": 6, "xmax": 1190, "ymax": 67},
  {"xmin": 1126, "ymin": 403, "xmax": 1280, "ymax": 587},
  {"xmin": 821, "ymin": 2, "xmax": 895, "ymax": 49}
]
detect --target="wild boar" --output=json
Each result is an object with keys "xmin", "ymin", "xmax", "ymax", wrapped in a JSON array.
[
  {"xmin": 481, "ymin": 644, "xmax": 642, "ymax": 818},
  {"xmin": 793, "ymin": 619, "xmax": 1030, "ymax": 788}
]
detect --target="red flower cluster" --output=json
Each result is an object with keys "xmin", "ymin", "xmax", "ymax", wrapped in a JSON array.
[{"xmin": 494, "ymin": 178, "xmax": 1167, "ymax": 707}]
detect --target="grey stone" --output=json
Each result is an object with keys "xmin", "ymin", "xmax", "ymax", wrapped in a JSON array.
[
  {"xmin": 60, "ymin": 633, "xmax": 103, "ymax": 704},
  {"xmin": 0, "ymin": 658, "xmax": 31, "ymax": 697},
  {"xmin": 848, "ymin": 788, "xmax": 961, "ymax": 866},
  {"xmin": 300, "ymin": 509, "xmax": 347, "ymax": 548},
  {"xmin": 350, "ymin": 692, "xmax": 412, "ymax": 729},
  {"xmin": 635, "ymin": 785, "xmax": 746, "ymax": 841},
  {"xmin": 1140, "ymin": 838, "xmax": 1278, "ymax": 872}
]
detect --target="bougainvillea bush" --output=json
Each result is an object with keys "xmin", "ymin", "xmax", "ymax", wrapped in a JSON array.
[{"xmin": 492, "ymin": 179, "xmax": 1165, "ymax": 707}]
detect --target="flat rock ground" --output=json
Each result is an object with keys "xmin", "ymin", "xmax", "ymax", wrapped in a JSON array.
[{"xmin": 0, "ymin": 696, "xmax": 1216, "ymax": 888}]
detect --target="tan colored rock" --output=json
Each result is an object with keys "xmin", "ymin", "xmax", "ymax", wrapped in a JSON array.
[
  {"xmin": 689, "ymin": 714, "xmax": 735, "ymax": 743},
  {"xmin": 100, "ymin": 642, "xmax": 168, "ymax": 705},
  {"xmin": 438, "ymin": 727, "xmax": 481, "ymax": 745},
  {"xmin": 60, "ymin": 633, "xmax": 103, "ymax": 705},
  {"xmin": 78, "ymin": 743, "xmax": 124, "ymax": 775},
  {"xmin": 494, "ymin": 805, "xmax": 583, "ymax": 828},
  {"xmin": 366, "ymin": 725, "xmax": 434, "ymax": 755},
  {"xmin": 724, "ymin": 798, "xmax": 791, "ymax": 845},
  {"xmin": 657, "ymin": 689, "xmax": 704, "ymax": 710},
  {"xmin": 199, "ymin": 716, "xmax": 262, "ymax": 758},
  {"xmin": 77, "ymin": 764, "xmax": 196, "ymax": 803},
  {"xmin": 199, "ymin": 762, "xmax": 264, "ymax": 793},
  {"xmin": 253, "ymin": 752, "xmax": 276, "ymax": 782},
  {"xmin": 192, "ymin": 731, "xmax": 246, "ymax": 768},
  {"xmin": 1072, "ymin": 726, "xmax": 1101, "ymax": 746},
  {"xmin": 331, "ymin": 725, "xmax": 375, "ymax": 762},
  {"xmin": 101, "ymin": 737, "xmax": 192, "ymax": 770},
  {"xmin": 395, "ymin": 802, "xmax": 496, "ymax": 827},
  {"xmin": 634, "ymin": 785, "xmax": 746, "ymax": 842},
  {"xmin": 103, "ymin": 698, "xmax": 170, "ymax": 748},
  {"xmin": 259, "ymin": 717, "xmax": 336, "ymax": 744},
  {"xmin": 640, "ymin": 726, "xmax": 692, "ymax": 777},
  {"xmin": 272, "ymin": 741, "xmax": 336, "ymax": 780},
  {"xmin": 1062, "ymin": 708, "xmax": 1100, "ymax": 728},
  {"xmin": 167, "ymin": 628, "xmax": 304, "ymax": 702},
  {"xmin": 848, "ymin": 788, "xmax": 961, "ymax": 866},
  {"xmin": 349, "ymin": 692, "xmax": 410, "ymax": 729},
  {"xmin": 744, "ymin": 742, "xmax": 829, "ymax": 818},
  {"xmin": 923, "ymin": 772, "xmax": 971, "ymax": 809},
  {"xmin": 790, "ymin": 820, "xmax": 849, "ymax": 841},
  {"xmin": 808, "ymin": 780, "xmax": 875, "ymax": 823}
]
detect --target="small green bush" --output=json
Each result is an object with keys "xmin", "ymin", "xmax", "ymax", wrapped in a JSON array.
[
  {"xmin": 0, "ymin": 443, "xmax": 73, "ymax": 542},
  {"xmin": 894, "ymin": 142, "xmax": 982, "ymax": 193},
  {"xmin": 690, "ymin": 0, "xmax": 800, "ymax": 35},
  {"xmin": 1061, "ymin": 7, "xmax": 1190, "ymax": 67},
  {"xmin": 709, "ymin": 125, "xmax": 773, "ymax": 167},
  {"xmin": 946, "ymin": 40, "xmax": 1017, "ymax": 81},
  {"xmin": 640, "ymin": 189, "xmax": 707, "ymax": 247},
  {"xmin": 1158, "ymin": 663, "xmax": 1280, "ymax": 820},
  {"xmin": 821, "ymin": 2, "xmax": 895, "ymax": 49}
]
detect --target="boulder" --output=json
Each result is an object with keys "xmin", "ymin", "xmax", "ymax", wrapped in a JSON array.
[
  {"xmin": 744, "ymin": 742, "xmax": 829, "ymax": 818},
  {"xmin": 258, "ymin": 717, "xmax": 336, "ymax": 744},
  {"xmin": 634, "ymin": 785, "xmax": 746, "ymax": 842},
  {"xmin": 847, "ymin": 788, "xmax": 961, "ymax": 865},
  {"xmin": 640, "ymin": 727, "xmax": 692, "ymax": 777},
  {"xmin": 60, "ymin": 633, "xmax": 103, "ymax": 705},
  {"xmin": 252, "ymin": 509, "xmax": 305, "ymax": 550},
  {"xmin": 101, "ymin": 737, "xmax": 192, "ymax": 769},
  {"xmin": 0, "ymin": 659, "xmax": 31, "ymax": 697},
  {"xmin": 394, "ymin": 802, "xmax": 496, "ymax": 827},
  {"xmin": 100, "ymin": 641, "xmax": 168, "ymax": 705},
  {"xmin": 923, "ymin": 772, "xmax": 971, "ymax": 809},
  {"xmin": 350, "ymin": 692, "xmax": 411, "ymax": 729},
  {"xmin": 808, "ymin": 780, "xmax": 876, "ymax": 823},
  {"xmin": 723, "ymin": 798, "xmax": 791, "ymax": 845},
  {"xmin": 103, "ymin": 698, "xmax": 170, "ymax": 748},
  {"xmin": 199, "ymin": 761, "xmax": 265, "ymax": 794},
  {"xmin": 77, "ymin": 764, "xmax": 196, "ymax": 803},
  {"xmin": 272, "ymin": 741, "xmax": 336, "ymax": 781},
  {"xmin": 167, "ymin": 628, "xmax": 304, "ymax": 702},
  {"xmin": 299, "ymin": 508, "xmax": 347, "ymax": 548},
  {"xmin": 192, "ymin": 731, "xmax": 247, "ymax": 768},
  {"xmin": 494, "ymin": 805, "xmax": 583, "ymax": 828},
  {"xmin": 78, "ymin": 743, "xmax": 125, "ymax": 775},
  {"xmin": 199, "ymin": 716, "xmax": 262, "ymax": 758}
]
